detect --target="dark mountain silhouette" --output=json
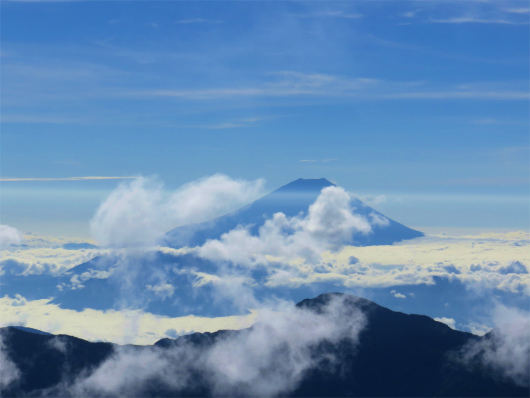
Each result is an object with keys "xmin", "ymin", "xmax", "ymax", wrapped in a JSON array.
[
  {"xmin": 164, "ymin": 178, "xmax": 423, "ymax": 248},
  {"xmin": 0, "ymin": 329, "xmax": 113, "ymax": 395},
  {"xmin": 1, "ymin": 293, "xmax": 526, "ymax": 397}
]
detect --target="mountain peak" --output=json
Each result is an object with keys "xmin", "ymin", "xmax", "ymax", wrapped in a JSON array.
[{"xmin": 272, "ymin": 178, "xmax": 335, "ymax": 195}]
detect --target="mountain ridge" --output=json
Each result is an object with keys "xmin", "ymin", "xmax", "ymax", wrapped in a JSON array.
[{"xmin": 1, "ymin": 293, "xmax": 526, "ymax": 397}]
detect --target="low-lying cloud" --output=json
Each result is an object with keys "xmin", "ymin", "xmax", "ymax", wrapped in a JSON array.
[
  {"xmin": 0, "ymin": 294, "xmax": 256, "ymax": 345},
  {"xmin": 66, "ymin": 295, "xmax": 366, "ymax": 397},
  {"xmin": 0, "ymin": 332, "xmax": 20, "ymax": 390},
  {"xmin": 460, "ymin": 305, "xmax": 530, "ymax": 387},
  {"xmin": 1, "ymin": 248, "xmax": 103, "ymax": 276}
]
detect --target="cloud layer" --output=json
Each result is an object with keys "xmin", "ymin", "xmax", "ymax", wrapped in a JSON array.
[
  {"xmin": 0, "ymin": 294, "xmax": 256, "ymax": 345},
  {"xmin": 1, "ymin": 247, "xmax": 103, "ymax": 276},
  {"xmin": 168, "ymin": 230, "xmax": 530, "ymax": 299}
]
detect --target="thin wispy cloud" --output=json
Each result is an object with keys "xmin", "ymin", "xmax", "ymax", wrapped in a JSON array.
[
  {"xmin": 402, "ymin": 10, "xmax": 421, "ymax": 18},
  {"xmin": 289, "ymin": 10, "xmax": 363, "ymax": 19},
  {"xmin": 0, "ymin": 177, "xmax": 137, "ymax": 182},
  {"xmin": 175, "ymin": 18, "xmax": 222, "ymax": 24},
  {"xmin": 472, "ymin": 118, "xmax": 527, "ymax": 126},
  {"xmin": 380, "ymin": 90, "xmax": 529, "ymax": 100},
  {"xmin": 150, "ymin": 116, "xmax": 271, "ymax": 130},
  {"xmin": 400, "ymin": 2, "xmax": 530, "ymax": 26},
  {"xmin": 314, "ymin": 10, "xmax": 363, "ymax": 19},
  {"xmin": 53, "ymin": 160, "xmax": 80, "ymax": 165},
  {"xmin": 502, "ymin": 8, "xmax": 530, "ymax": 14},
  {"xmin": 191, "ymin": 116, "xmax": 270, "ymax": 130},
  {"xmin": 442, "ymin": 177, "xmax": 530, "ymax": 186},
  {"xmin": 429, "ymin": 17, "xmax": 528, "ymax": 25},
  {"xmin": 1, "ymin": 114, "xmax": 95, "ymax": 125},
  {"xmin": 299, "ymin": 159, "xmax": 338, "ymax": 163},
  {"xmin": 115, "ymin": 72, "xmax": 528, "ymax": 102}
]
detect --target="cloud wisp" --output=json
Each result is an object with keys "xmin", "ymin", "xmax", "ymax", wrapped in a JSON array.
[
  {"xmin": 129, "ymin": 76, "xmax": 529, "ymax": 102},
  {"xmin": 459, "ymin": 305, "xmax": 530, "ymax": 387},
  {"xmin": 0, "ymin": 332, "xmax": 20, "ymax": 390},
  {"xmin": 428, "ymin": 17, "xmax": 528, "ymax": 25}
]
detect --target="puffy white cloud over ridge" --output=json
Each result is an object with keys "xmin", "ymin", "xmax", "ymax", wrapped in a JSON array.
[
  {"xmin": 65, "ymin": 294, "xmax": 366, "ymax": 397},
  {"xmin": 195, "ymin": 186, "xmax": 379, "ymax": 267}
]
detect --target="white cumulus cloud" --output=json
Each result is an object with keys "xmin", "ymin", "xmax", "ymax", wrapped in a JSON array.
[
  {"xmin": 195, "ymin": 186, "xmax": 376, "ymax": 267},
  {"xmin": 90, "ymin": 174, "xmax": 265, "ymax": 248},
  {"xmin": 391, "ymin": 290, "xmax": 406, "ymax": 299},
  {"xmin": 0, "ymin": 225, "xmax": 23, "ymax": 248}
]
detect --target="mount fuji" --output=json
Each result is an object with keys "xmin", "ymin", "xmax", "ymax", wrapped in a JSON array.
[{"xmin": 165, "ymin": 178, "xmax": 423, "ymax": 248}]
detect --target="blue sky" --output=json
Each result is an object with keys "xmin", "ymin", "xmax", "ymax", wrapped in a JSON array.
[{"xmin": 1, "ymin": 0, "xmax": 529, "ymax": 237}]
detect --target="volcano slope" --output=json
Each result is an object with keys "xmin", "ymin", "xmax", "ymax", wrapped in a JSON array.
[{"xmin": 164, "ymin": 178, "xmax": 423, "ymax": 248}]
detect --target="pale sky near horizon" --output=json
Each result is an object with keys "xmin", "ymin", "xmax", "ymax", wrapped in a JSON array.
[{"xmin": 1, "ymin": 0, "xmax": 528, "ymax": 238}]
